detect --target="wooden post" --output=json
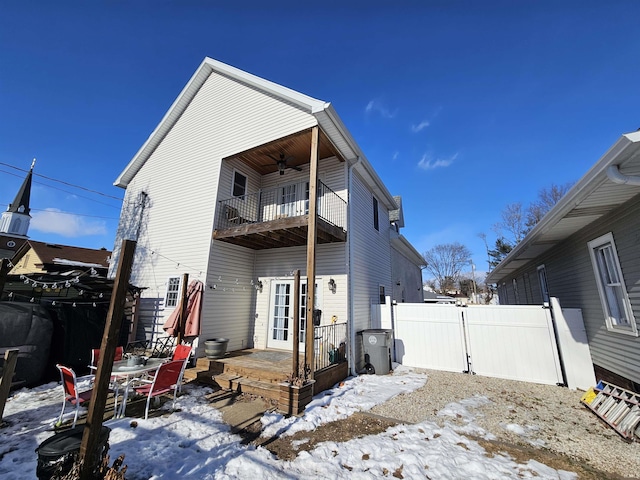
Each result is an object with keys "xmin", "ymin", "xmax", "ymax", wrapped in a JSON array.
[
  {"xmin": 305, "ymin": 126, "xmax": 319, "ymax": 380},
  {"xmin": 176, "ymin": 273, "xmax": 189, "ymax": 345},
  {"xmin": 0, "ymin": 258, "xmax": 12, "ymax": 299},
  {"xmin": 0, "ymin": 349, "xmax": 19, "ymax": 422},
  {"xmin": 292, "ymin": 270, "xmax": 300, "ymax": 378},
  {"xmin": 79, "ymin": 239, "xmax": 136, "ymax": 480}
]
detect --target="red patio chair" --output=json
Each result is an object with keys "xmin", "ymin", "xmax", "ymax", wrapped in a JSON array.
[
  {"xmin": 90, "ymin": 346, "xmax": 124, "ymax": 372},
  {"xmin": 56, "ymin": 364, "xmax": 93, "ymax": 428},
  {"xmin": 124, "ymin": 360, "xmax": 184, "ymax": 419}
]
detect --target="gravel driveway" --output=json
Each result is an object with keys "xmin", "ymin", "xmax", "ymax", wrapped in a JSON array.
[{"xmin": 370, "ymin": 369, "xmax": 640, "ymax": 479}]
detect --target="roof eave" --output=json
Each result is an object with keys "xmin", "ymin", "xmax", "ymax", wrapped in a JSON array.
[{"xmin": 486, "ymin": 131, "xmax": 640, "ymax": 283}]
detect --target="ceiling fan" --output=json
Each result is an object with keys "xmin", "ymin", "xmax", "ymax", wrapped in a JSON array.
[{"xmin": 268, "ymin": 153, "xmax": 302, "ymax": 175}]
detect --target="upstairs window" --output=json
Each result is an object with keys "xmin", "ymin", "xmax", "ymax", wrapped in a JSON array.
[
  {"xmin": 373, "ymin": 196, "xmax": 379, "ymax": 231},
  {"xmin": 588, "ymin": 233, "xmax": 637, "ymax": 336},
  {"xmin": 379, "ymin": 285, "xmax": 386, "ymax": 304},
  {"xmin": 165, "ymin": 276, "xmax": 181, "ymax": 308},
  {"xmin": 232, "ymin": 170, "xmax": 247, "ymax": 198}
]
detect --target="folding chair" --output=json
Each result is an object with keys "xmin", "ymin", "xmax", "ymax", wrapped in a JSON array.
[
  {"xmin": 123, "ymin": 360, "xmax": 184, "ymax": 419},
  {"xmin": 56, "ymin": 364, "xmax": 93, "ymax": 428}
]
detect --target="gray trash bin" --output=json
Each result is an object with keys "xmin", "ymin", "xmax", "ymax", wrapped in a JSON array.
[{"xmin": 360, "ymin": 329, "xmax": 392, "ymax": 375}]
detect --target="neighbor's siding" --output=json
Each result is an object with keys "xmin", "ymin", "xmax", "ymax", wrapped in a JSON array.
[
  {"xmin": 349, "ymin": 170, "xmax": 392, "ymax": 372},
  {"xmin": 110, "ymin": 69, "xmax": 317, "ymax": 341},
  {"xmin": 497, "ymin": 193, "xmax": 640, "ymax": 385}
]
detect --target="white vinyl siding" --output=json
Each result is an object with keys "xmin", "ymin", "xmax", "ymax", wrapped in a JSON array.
[
  {"xmin": 253, "ymin": 243, "xmax": 347, "ymax": 349},
  {"xmin": 350, "ymin": 171, "xmax": 392, "ymax": 371},
  {"xmin": 110, "ymin": 69, "xmax": 317, "ymax": 340},
  {"xmin": 588, "ymin": 232, "xmax": 637, "ymax": 336}
]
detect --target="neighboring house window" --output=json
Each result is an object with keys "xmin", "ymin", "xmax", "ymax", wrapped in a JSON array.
[
  {"xmin": 373, "ymin": 196, "xmax": 379, "ymax": 231},
  {"xmin": 379, "ymin": 285, "xmax": 386, "ymax": 304},
  {"xmin": 512, "ymin": 278, "xmax": 519, "ymax": 304},
  {"xmin": 588, "ymin": 232, "xmax": 638, "ymax": 336},
  {"xmin": 501, "ymin": 282, "xmax": 508, "ymax": 304},
  {"xmin": 165, "ymin": 276, "xmax": 181, "ymax": 308},
  {"xmin": 537, "ymin": 265, "xmax": 550, "ymax": 303},
  {"xmin": 232, "ymin": 170, "xmax": 247, "ymax": 197}
]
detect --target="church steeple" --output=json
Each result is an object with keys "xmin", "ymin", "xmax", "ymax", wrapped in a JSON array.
[{"xmin": 0, "ymin": 159, "xmax": 34, "ymax": 238}]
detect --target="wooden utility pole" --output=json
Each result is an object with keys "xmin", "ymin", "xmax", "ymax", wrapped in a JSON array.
[
  {"xmin": 0, "ymin": 258, "xmax": 12, "ymax": 298},
  {"xmin": 176, "ymin": 273, "xmax": 189, "ymax": 344},
  {"xmin": 0, "ymin": 349, "xmax": 19, "ymax": 422},
  {"xmin": 292, "ymin": 270, "xmax": 300, "ymax": 378},
  {"xmin": 305, "ymin": 126, "xmax": 319, "ymax": 380},
  {"xmin": 79, "ymin": 239, "xmax": 136, "ymax": 480}
]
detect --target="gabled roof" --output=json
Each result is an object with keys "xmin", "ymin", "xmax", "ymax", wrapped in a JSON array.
[
  {"xmin": 12, "ymin": 240, "xmax": 111, "ymax": 270},
  {"xmin": 114, "ymin": 57, "xmax": 398, "ymax": 209},
  {"xmin": 486, "ymin": 131, "xmax": 640, "ymax": 283}
]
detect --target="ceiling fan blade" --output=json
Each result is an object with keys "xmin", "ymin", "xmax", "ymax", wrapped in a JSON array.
[{"xmin": 289, "ymin": 165, "xmax": 303, "ymax": 171}]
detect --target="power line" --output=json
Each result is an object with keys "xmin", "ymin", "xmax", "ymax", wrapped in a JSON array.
[
  {"xmin": 0, "ymin": 168, "xmax": 122, "ymax": 209},
  {"xmin": 0, "ymin": 162, "xmax": 124, "ymax": 201},
  {"xmin": 0, "ymin": 205, "xmax": 120, "ymax": 220}
]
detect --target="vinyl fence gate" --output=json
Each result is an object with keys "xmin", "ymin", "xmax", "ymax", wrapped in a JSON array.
[{"xmin": 373, "ymin": 297, "xmax": 595, "ymax": 389}]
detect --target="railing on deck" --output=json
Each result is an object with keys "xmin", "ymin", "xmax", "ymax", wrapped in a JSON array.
[
  {"xmin": 313, "ymin": 322, "xmax": 347, "ymax": 372},
  {"xmin": 216, "ymin": 180, "xmax": 347, "ymax": 231}
]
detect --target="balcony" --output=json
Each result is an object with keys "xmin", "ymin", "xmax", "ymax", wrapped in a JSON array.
[{"xmin": 213, "ymin": 180, "xmax": 347, "ymax": 250}]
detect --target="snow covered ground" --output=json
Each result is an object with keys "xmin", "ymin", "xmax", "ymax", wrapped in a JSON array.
[{"xmin": 1, "ymin": 366, "xmax": 577, "ymax": 479}]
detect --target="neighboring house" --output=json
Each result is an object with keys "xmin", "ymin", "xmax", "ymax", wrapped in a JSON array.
[
  {"xmin": 109, "ymin": 57, "xmax": 425, "ymax": 375},
  {"xmin": 486, "ymin": 131, "xmax": 640, "ymax": 390},
  {"xmin": 9, "ymin": 240, "xmax": 111, "ymax": 276},
  {"xmin": 422, "ymin": 290, "xmax": 456, "ymax": 304},
  {"xmin": 0, "ymin": 161, "xmax": 34, "ymax": 259}
]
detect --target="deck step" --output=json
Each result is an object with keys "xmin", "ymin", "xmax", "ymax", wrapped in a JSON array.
[{"xmin": 213, "ymin": 373, "xmax": 281, "ymax": 400}]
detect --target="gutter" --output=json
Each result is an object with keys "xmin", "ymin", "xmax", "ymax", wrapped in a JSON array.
[{"xmin": 606, "ymin": 164, "xmax": 640, "ymax": 186}]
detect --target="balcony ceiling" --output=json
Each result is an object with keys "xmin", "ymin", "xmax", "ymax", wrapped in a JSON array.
[{"xmin": 224, "ymin": 128, "xmax": 346, "ymax": 176}]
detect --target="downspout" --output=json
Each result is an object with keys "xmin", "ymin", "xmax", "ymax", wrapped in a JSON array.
[
  {"xmin": 347, "ymin": 156, "xmax": 362, "ymax": 375},
  {"xmin": 607, "ymin": 165, "xmax": 640, "ymax": 186}
]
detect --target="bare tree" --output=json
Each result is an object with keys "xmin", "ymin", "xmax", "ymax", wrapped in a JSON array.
[
  {"xmin": 423, "ymin": 243, "xmax": 472, "ymax": 294},
  {"xmin": 492, "ymin": 202, "xmax": 526, "ymax": 245},
  {"xmin": 526, "ymin": 182, "xmax": 573, "ymax": 228}
]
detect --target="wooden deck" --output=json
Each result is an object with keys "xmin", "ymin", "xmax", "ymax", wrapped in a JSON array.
[{"xmin": 184, "ymin": 348, "xmax": 349, "ymax": 404}]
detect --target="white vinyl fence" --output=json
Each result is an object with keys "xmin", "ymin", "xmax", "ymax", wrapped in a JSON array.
[{"xmin": 374, "ymin": 297, "xmax": 595, "ymax": 390}]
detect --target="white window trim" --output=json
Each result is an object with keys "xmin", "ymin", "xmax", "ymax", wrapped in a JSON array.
[
  {"xmin": 164, "ymin": 276, "xmax": 181, "ymax": 309},
  {"xmin": 587, "ymin": 232, "xmax": 638, "ymax": 336}
]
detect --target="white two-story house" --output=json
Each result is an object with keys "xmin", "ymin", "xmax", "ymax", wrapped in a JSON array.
[{"xmin": 109, "ymin": 57, "xmax": 425, "ymax": 375}]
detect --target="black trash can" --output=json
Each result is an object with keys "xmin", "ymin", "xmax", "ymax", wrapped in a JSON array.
[{"xmin": 35, "ymin": 426, "xmax": 110, "ymax": 480}]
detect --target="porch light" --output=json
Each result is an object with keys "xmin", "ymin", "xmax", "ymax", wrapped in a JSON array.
[
  {"xmin": 255, "ymin": 280, "xmax": 263, "ymax": 292},
  {"xmin": 328, "ymin": 278, "xmax": 336, "ymax": 292}
]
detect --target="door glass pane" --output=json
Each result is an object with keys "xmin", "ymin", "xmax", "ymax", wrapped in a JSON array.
[
  {"xmin": 272, "ymin": 283, "xmax": 290, "ymax": 341},
  {"xmin": 280, "ymin": 184, "xmax": 297, "ymax": 217}
]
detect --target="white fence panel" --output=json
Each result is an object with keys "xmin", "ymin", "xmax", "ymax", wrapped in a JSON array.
[
  {"xmin": 394, "ymin": 303, "xmax": 466, "ymax": 372},
  {"xmin": 463, "ymin": 305, "xmax": 564, "ymax": 385}
]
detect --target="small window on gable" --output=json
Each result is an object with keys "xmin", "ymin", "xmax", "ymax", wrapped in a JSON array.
[
  {"xmin": 588, "ymin": 233, "xmax": 637, "ymax": 336},
  {"xmin": 165, "ymin": 276, "xmax": 181, "ymax": 308},
  {"xmin": 373, "ymin": 196, "xmax": 379, "ymax": 231},
  {"xmin": 232, "ymin": 170, "xmax": 247, "ymax": 198}
]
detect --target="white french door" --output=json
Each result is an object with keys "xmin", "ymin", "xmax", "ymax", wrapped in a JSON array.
[{"xmin": 267, "ymin": 279, "xmax": 320, "ymax": 350}]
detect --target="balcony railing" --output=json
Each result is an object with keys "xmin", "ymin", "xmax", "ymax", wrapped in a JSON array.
[
  {"xmin": 313, "ymin": 322, "xmax": 347, "ymax": 372},
  {"xmin": 216, "ymin": 180, "xmax": 347, "ymax": 232}
]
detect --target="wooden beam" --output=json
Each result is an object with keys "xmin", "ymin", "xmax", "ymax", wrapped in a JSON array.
[
  {"xmin": 292, "ymin": 270, "xmax": 300, "ymax": 379},
  {"xmin": 79, "ymin": 239, "xmax": 136, "ymax": 480},
  {"xmin": 305, "ymin": 126, "xmax": 319, "ymax": 380},
  {"xmin": 0, "ymin": 349, "xmax": 19, "ymax": 422}
]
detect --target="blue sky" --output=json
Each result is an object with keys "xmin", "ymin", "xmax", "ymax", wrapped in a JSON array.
[{"xmin": 2, "ymin": 1, "xmax": 639, "ymax": 280}]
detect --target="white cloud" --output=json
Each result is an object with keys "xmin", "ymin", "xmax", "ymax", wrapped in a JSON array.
[
  {"xmin": 31, "ymin": 208, "xmax": 107, "ymax": 237},
  {"xmin": 417, "ymin": 152, "xmax": 458, "ymax": 170},
  {"xmin": 411, "ymin": 120, "xmax": 430, "ymax": 132},
  {"xmin": 365, "ymin": 99, "xmax": 397, "ymax": 119}
]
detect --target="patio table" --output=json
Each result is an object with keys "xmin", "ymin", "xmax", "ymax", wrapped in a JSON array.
[{"xmin": 111, "ymin": 358, "xmax": 167, "ymax": 417}]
